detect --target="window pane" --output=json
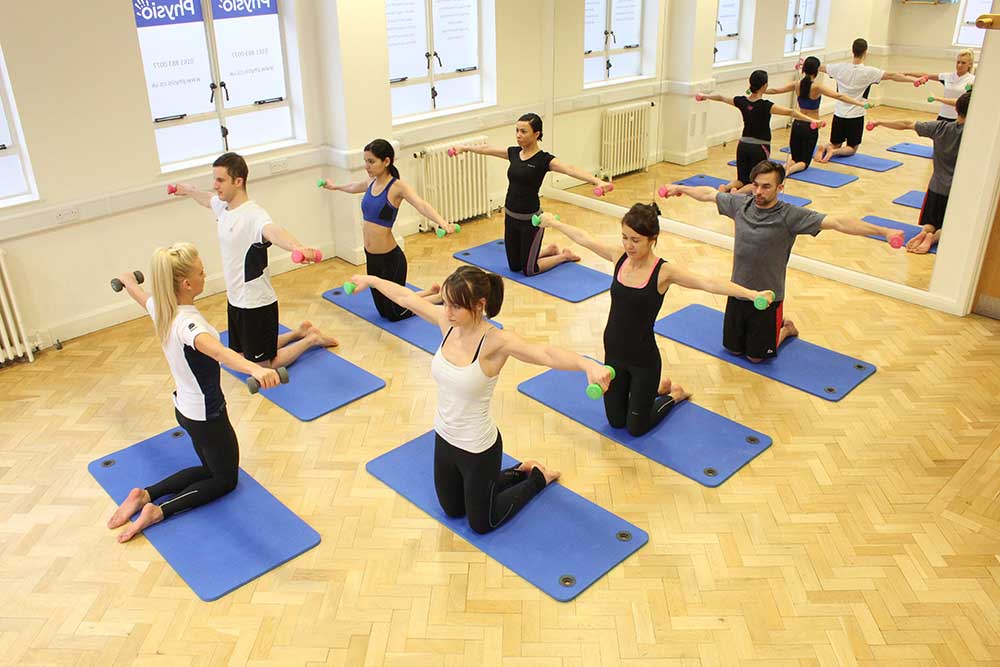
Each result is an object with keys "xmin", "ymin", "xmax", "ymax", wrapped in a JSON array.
[
  {"xmin": 387, "ymin": 0, "xmax": 429, "ymax": 81},
  {"xmin": 609, "ymin": 50, "xmax": 641, "ymax": 79},
  {"xmin": 584, "ymin": 55, "xmax": 606, "ymax": 83},
  {"xmin": 155, "ymin": 118, "xmax": 224, "ymax": 165},
  {"xmin": 802, "ymin": 0, "xmax": 817, "ymax": 23},
  {"xmin": 715, "ymin": 39, "xmax": 739, "ymax": 63},
  {"xmin": 227, "ymin": 106, "xmax": 293, "ymax": 151},
  {"xmin": 786, "ymin": 0, "xmax": 798, "ymax": 31},
  {"xmin": 211, "ymin": 2, "xmax": 287, "ymax": 109},
  {"xmin": 956, "ymin": 24, "xmax": 985, "ymax": 47},
  {"xmin": 433, "ymin": 0, "xmax": 478, "ymax": 73},
  {"xmin": 802, "ymin": 25, "xmax": 816, "ymax": 49},
  {"xmin": 717, "ymin": 0, "xmax": 741, "ymax": 36},
  {"xmin": 965, "ymin": 0, "xmax": 993, "ymax": 22},
  {"xmin": 0, "ymin": 97, "xmax": 11, "ymax": 147},
  {"xmin": 611, "ymin": 0, "xmax": 642, "ymax": 47},
  {"xmin": 0, "ymin": 154, "xmax": 27, "ymax": 198},
  {"xmin": 435, "ymin": 74, "xmax": 481, "ymax": 110},
  {"xmin": 133, "ymin": 2, "xmax": 215, "ymax": 119},
  {"xmin": 391, "ymin": 82, "xmax": 433, "ymax": 117},
  {"xmin": 784, "ymin": 32, "xmax": 796, "ymax": 55},
  {"xmin": 584, "ymin": 0, "xmax": 607, "ymax": 54}
]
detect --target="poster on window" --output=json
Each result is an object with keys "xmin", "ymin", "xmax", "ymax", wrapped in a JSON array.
[
  {"xmin": 211, "ymin": 0, "xmax": 286, "ymax": 109},
  {"xmin": 133, "ymin": 0, "xmax": 216, "ymax": 119},
  {"xmin": 387, "ymin": 0, "xmax": 429, "ymax": 81},
  {"xmin": 432, "ymin": 0, "xmax": 478, "ymax": 73},
  {"xmin": 584, "ymin": 0, "xmax": 607, "ymax": 54}
]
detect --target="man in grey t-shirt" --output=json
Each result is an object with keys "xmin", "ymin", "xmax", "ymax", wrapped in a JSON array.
[
  {"xmin": 869, "ymin": 90, "xmax": 970, "ymax": 254},
  {"xmin": 661, "ymin": 161, "xmax": 903, "ymax": 361}
]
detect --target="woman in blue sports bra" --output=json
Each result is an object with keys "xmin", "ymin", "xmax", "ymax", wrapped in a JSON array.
[
  {"xmin": 765, "ymin": 57, "xmax": 867, "ymax": 176},
  {"xmin": 322, "ymin": 139, "xmax": 455, "ymax": 321}
]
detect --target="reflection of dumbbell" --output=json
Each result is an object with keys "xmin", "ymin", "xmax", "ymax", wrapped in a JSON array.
[
  {"xmin": 593, "ymin": 183, "xmax": 614, "ymax": 197},
  {"xmin": 343, "ymin": 281, "xmax": 357, "ymax": 295},
  {"xmin": 657, "ymin": 186, "xmax": 682, "ymax": 198},
  {"xmin": 745, "ymin": 88, "xmax": 752, "ymax": 95},
  {"xmin": 111, "ymin": 271, "xmax": 144, "ymax": 293},
  {"xmin": 694, "ymin": 93, "xmax": 706, "ymax": 102},
  {"xmin": 913, "ymin": 76, "xmax": 928, "ymax": 87},
  {"xmin": 966, "ymin": 83, "xmax": 973, "ymax": 92},
  {"xmin": 247, "ymin": 366, "xmax": 289, "ymax": 394},
  {"xmin": 809, "ymin": 120, "xmax": 827, "ymax": 130},
  {"xmin": 435, "ymin": 223, "xmax": 461, "ymax": 238},
  {"xmin": 292, "ymin": 248, "xmax": 323, "ymax": 264},
  {"xmin": 753, "ymin": 290, "xmax": 774, "ymax": 311},
  {"xmin": 927, "ymin": 95, "xmax": 937, "ymax": 103},
  {"xmin": 531, "ymin": 213, "xmax": 559, "ymax": 227},
  {"xmin": 166, "ymin": 184, "xmax": 178, "ymax": 195},
  {"xmin": 889, "ymin": 235, "xmax": 904, "ymax": 249},
  {"xmin": 586, "ymin": 366, "xmax": 616, "ymax": 400},
  {"xmin": 864, "ymin": 103, "xmax": 874, "ymax": 110},
  {"xmin": 317, "ymin": 179, "xmax": 328, "ymax": 188},
  {"xmin": 447, "ymin": 148, "xmax": 458, "ymax": 157},
  {"xmin": 866, "ymin": 121, "xmax": 877, "ymax": 131}
]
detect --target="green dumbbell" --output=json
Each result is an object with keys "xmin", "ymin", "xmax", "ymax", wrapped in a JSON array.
[
  {"xmin": 317, "ymin": 179, "xmax": 327, "ymax": 188},
  {"xmin": 435, "ymin": 223, "xmax": 462, "ymax": 238},
  {"xmin": 753, "ymin": 290, "xmax": 775, "ymax": 311},
  {"xmin": 927, "ymin": 96, "xmax": 936, "ymax": 103},
  {"xmin": 966, "ymin": 83, "xmax": 973, "ymax": 92},
  {"xmin": 343, "ymin": 281, "xmax": 357, "ymax": 295},
  {"xmin": 531, "ymin": 213, "xmax": 559, "ymax": 227},
  {"xmin": 586, "ymin": 366, "xmax": 616, "ymax": 400},
  {"xmin": 864, "ymin": 102, "xmax": 874, "ymax": 109}
]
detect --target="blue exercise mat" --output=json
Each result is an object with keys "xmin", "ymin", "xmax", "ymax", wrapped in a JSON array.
[
  {"xmin": 220, "ymin": 325, "xmax": 385, "ymax": 421},
  {"xmin": 862, "ymin": 215, "xmax": 937, "ymax": 254},
  {"xmin": 367, "ymin": 431, "xmax": 647, "ymax": 602},
  {"xmin": 887, "ymin": 142, "xmax": 933, "ymax": 159},
  {"xmin": 727, "ymin": 160, "xmax": 858, "ymax": 188},
  {"xmin": 778, "ymin": 147, "xmax": 901, "ymax": 172},
  {"xmin": 654, "ymin": 304, "xmax": 876, "ymax": 401},
  {"xmin": 518, "ymin": 368, "xmax": 771, "ymax": 487},
  {"xmin": 454, "ymin": 240, "xmax": 611, "ymax": 303},
  {"xmin": 893, "ymin": 190, "xmax": 925, "ymax": 209},
  {"xmin": 321, "ymin": 284, "xmax": 502, "ymax": 354},
  {"xmin": 672, "ymin": 174, "xmax": 811, "ymax": 206},
  {"xmin": 88, "ymin": 428, "xmax": 320, "ymax": 601}
]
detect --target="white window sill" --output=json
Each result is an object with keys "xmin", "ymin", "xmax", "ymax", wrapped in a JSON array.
[
  {"xmin": 160, "ymin": 137, "xmax": 309, "ymax": 174},
  {"xmin": 393, "ymin": 101, "xmax": 495, "ymax": 127},
  {"xmin": 0, "ymin": 192, "xmax": 39, "ymax": 210},
  {"xmin": 583, "ymin": 74, "xmax": 655, "ymax": 91},
  {"xmin": 713, "ymin": 58, "xmax": 752, "ymax": 70}
]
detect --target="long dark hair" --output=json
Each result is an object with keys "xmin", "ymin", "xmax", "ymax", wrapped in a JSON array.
[
  {"xmin": 748, "ymin": 70, "xmax": 768, "ymax": 94},
  {"xmin": 800, "ymin": 56, "xmax": 820, "ymax": 99},
  {"xmin": 442, "ymin": 265, "xmax": 504, "ymax": 318},
  {"xmin": 518, "ymin": 113, "xmax": 543, "ymax": 141},
  {"xmin": 622, "ymin": 202, "xmax": 661, "ymax": 242},
  {"xmin": 364, "ymin": 138, "xmax": 400, "ymax": 179}
]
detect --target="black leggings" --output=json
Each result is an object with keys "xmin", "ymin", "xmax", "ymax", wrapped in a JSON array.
[
  {"xmin": 146, "ymin": 408, "xmax": 240, "ymax": 519},
  {"xmin": 789, "ymin": 120, "xmax": 818, "ymax": 167},
  {"xmin": 434, "ymin": 430, "xmax": 546, "ymax": 535},
  {"xmin": 603, "ymin": 360, "xmax": 676, "ymax": 437},
  {"xmin": 503, "ymin": 212, "xmax": 544, "ymax": 276},
  {"xmin": 365, "ymin": 245, "xmax": 413, "ymax": 321}
]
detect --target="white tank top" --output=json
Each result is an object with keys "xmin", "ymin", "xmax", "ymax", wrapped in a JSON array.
[{"xmin": 431, "ymin": 328, "xmax": 499, "ymax": 453}]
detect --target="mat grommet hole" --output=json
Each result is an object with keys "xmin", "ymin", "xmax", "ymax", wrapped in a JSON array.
[
  {"xmin": 462, "ymin": 252, "xmax": 470, "ymax": 256},
  {"xmin": 100, "ymin": 459, "xmax": 115, "ymax": 468},
  {"xmin": 616, "ymin": 530, "xmax": 632, "ymax": 542},
  {"xmin": 172, "ymin": 430, "xmax": 183, "ymax": 438},
  {"xmin": 824, "ymin": 386, "xmax": 836, "ymax": 394},
  {"xmin": 853, "ymin": 363, "xmax": 865, "ymax": 371},
  {"xmin": 703, "ymin": 467, "xmax": 717, "ymax": 477},
  {"xmin": 559, "ymin": 574, "xmax": 576, "ymax": 587},
  {"xmin": 333, "ymin": 290, "xmax": 342, "ymax": 296},
  {"xmin": 745, "ymin": 435, "xmax": 759, "ymax": 445},
  {"xmin": 497, "ymin": 241, "xmax": 505, "ymax": 245}
]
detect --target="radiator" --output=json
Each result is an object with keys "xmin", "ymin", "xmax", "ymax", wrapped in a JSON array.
[
  {"xmin": 0, "ymin": 248, "xmax": 32, "ymax": 363},
  {"xmin": 417, "ymin": 136, "xmax": 490, "ymax": 227},
  {"xmin": 601, "ymin": 101, "xmax": 653, "ymax": 178}
]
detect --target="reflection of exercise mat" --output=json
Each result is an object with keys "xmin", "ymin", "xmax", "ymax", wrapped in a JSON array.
[
  {"xmin": 672, "ymin": 174, "xmax": 812, "ymax": 206},
  {"xmin": 727, "ymin": 160, "xmax": 858, "ymax": 188},
  {"xmin": 892, "ymin": 190, "xmax": 925, "ymax": 209},
  {"xmin": 887, "ymin": 142, "xmax": 933, "ymax": 159},
  {"xmin": 367, "ymin": 431, "xmax": 647, "ymax": 602},
  {"xmin": 220, "ymin": 325, "xmax": 385, "ymax": 421},
  {"xmin": 322, "ymin": 283, "xmax": 502, "ymax": 354},
  {"xmin": 862, "ymin": 215, "xmax": 937, "ymax": 254},
  {"xmin": 88, "ymin": 428, "xmax": 320, "ymax": 601},
  {"xmin": 518, "ymin": 368, "xmax": 771, "ymax": 487},
  {"xmin": 654, "ymin": 304, "xmax": 876, "ymax": 401},
  {"xmin": 778, "ymin": 147, "xmax": 901, "ymax": 172},
  {"xmin": 454, "ymin": 240, "xmax": 611, "ymax": 303}
]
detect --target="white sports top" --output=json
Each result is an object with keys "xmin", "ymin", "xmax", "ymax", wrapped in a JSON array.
[
  {"xmin": 212, "ymin": 196, "xmax": 277, "ymax": 309},
  {"xmin": 430, "ymin": 328, "xmax": 499, "ymax": 453}
]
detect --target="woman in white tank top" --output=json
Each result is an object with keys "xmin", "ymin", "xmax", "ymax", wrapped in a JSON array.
[{"xmin": 348, "ymin": 265, "xmax": 610, "ymax": 534}]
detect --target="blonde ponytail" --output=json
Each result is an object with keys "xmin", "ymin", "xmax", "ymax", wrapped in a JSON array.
[{"xmin": 151, "ymin": 242, "xmax": 201, "ymax": 345}]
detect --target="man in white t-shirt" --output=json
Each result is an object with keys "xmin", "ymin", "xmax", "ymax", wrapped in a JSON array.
[
  {"xmin": 172, "ymin": 152, "xmax": 338, "ymax": 369},
  {"xmin": 816, "ymin": 38, "xmax": 925, "ymax": 163},
  {"xmin": 905, "ymin": 48, "xmax": 975, "ymax": 121}
]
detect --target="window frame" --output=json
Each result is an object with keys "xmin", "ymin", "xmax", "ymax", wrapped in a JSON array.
[
  {"xmin": 584, "ymin": 0, "xmax": 647, "ymax": 86},
  {"xmin": 784, "ymin": 0, "xmax": 826, "ymax": 57},
  {"xmin": 953, "ymin": 0, "xmax": 990, "ymax": 48},
  {"xmin": 713, "ymin": 0, "xmax": 746, "ymax": 66},
  {"xmin": 0, "ymin": 43, "xmax": 37, "ymax": 209}
]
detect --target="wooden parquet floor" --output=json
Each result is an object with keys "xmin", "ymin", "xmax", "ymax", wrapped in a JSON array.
[
  {"xmin": 568, "ymin": 106, "xmax": 941, "ymax": 291},
  {"xmin": 2, "ymin": 202, "xmax": 999, "ymax": 666}
]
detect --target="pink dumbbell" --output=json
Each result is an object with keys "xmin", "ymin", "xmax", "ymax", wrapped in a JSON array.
[
  {"xmin": 913, "ymin": 76, "xmax": 928, "ymax": 87},
  {"xmin": 809, "ymin": 120, "xmax": 826, "ymax": 130},
  {"xmin": 166, "ymin": 184, "xmax": 178, "ymax": 195},
  {"xmin": 657, "ymin": 186, "xmax": 682, "ymax": 198},
  {"xmin": 866, "ymin": 121, "xmax": 876, "ymax": 131},
  {"xmin": 889, "ymin": 236, "xmax": 903, "ymax": 249},
  {"xmin": 593, "ymin": 183, "xmax": 614, "ymax": 197},
  {"xmin": 694, "ymin": 93, "xmax": 706, "ymax": 102},
  {"xmin": 447, "ymin": 148, "xmax": 457, "ymax": 157},
  {"xmin": 291, "ymin": 249, "xmax": 323, "ymax": 264}
]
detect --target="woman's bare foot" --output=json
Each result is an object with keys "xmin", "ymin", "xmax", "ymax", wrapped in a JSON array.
[
  {"xmin": 657, "ymin": 378, "xmax": 673, "ymax": 396},
  {"xmin": 560, "ymin": 248, "xmax": 581, "ymax": 263},
  {"xmin": 107, "ymin": 488, "xmax": 150, "ymax": 529},
  {"xmin": 516, "ymin": 459, "xmax": 541, "ymax": 473},
  {"xmin": 668, "ymin": 384, "xmax": 692, "ymax": 403},
  {"xmin": 117, "ymin": 503, "xmax": 164, "ymax": 543},
  {"xmin": 535, "ymin": 463, "xmax": 561, "ymax": 485},
  {"xmin": 297, "ymin": 321, "xmax": 314, "ymax": 338},
  {"xmin": 308, "ymin": 326, "xmax": 339, "ymax": 348}
]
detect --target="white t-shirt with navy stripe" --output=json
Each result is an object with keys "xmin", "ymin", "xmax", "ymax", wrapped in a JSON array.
[
  {"xmin": 826, "ymin": 62, "xmax": 884, "ymax": 119},
  {"xmin": 146, "ymin": 298, "xmax": 225, "ymax": 421},
  {"xmin": 937, "ymin": 72, "xmax": 974, "ymax": 120},
  {"xmin": 212, "ymin": 196, "xmax": 277, "ymax": 309}
]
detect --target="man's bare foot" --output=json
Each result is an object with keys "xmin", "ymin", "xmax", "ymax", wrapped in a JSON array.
[
  {"xmin": 107, "ymin": 488, "xmax": 150, "ymax": 529},
  {"xmin": 657, "ymin": 378, "xmax": 673, "ymax": 396},
  {"xmin": 906, "ymin": 231, "xmax": 926, "ymax": 251},
  {"xmin": 911, "ymin": 236, "xmax": 935, "ymax": 254},
  {"xmin": 717, "ymin": 184, "xmax": 728, "ymax": 193},
  {"xmin": 782, "ymin": 319, "xmax": 799, "ymax": 338},
  {"xmin": 296, "ymin": 321, "xmax": 314, "ymax": 337},
  {"xmin": 308, "ymin": 326, "xmax": 339, "ymax": 348},
  {"xmin": 561, "ymin": 249, "xmax": 581, "ymax": 262},
  {"xmin": 668, "ymin": 384, "xmax": 692, "ymax": 403},
  {"xmin": 540, "ymin": 244, "xmax": 559, "ymax": 258},
  {"xmin": 117, "ymin": 503, "xmax": 164, "ymax": 543}
]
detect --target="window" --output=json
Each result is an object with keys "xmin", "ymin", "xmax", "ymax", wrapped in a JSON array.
[
  {"xmin": 133, "ymin": 0, "xmax": 295, "ymax": 169},
  {"xmin": 955, "ymin": 0, "xmax": 991, "ymax": 47},
  {"xmin": 387, "ymin": 0, "xmax": 485, "ymax": 120},
  {"xmin": 584, "ymin": 0, "xmax": 644, "ymax": 85},
  {"xmin": 714, "ymin": 0, "xmax": 745, "ymax": 65},
  {"xmin": 784, "ymin": 0, "xmax": 826, "ymax": 56},
  {"xmin": 0, "ymin": 43, "xmax": 35, "ymax": 207}
]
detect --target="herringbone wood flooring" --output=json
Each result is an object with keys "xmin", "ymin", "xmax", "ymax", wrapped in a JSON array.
[
  {"xmin": 1, "ymin": 201, "xmax": 998, "ymax": 666},
  {"xmin": 570, "ymin": 106, "xmax": 942, "ymax": 290}
]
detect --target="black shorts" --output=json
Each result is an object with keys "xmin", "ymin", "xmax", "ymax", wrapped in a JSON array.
[
  {"xmin": 503, "ymin": 211, "xmax": 544, "ymax": 276},
  {"xmin": 830, "ymin": 115, "xmax": 865, "ymax": 148},
  {"xmin": 789, "ymin": 120, "xmax": 819, "ymax": 166},
  {"xmin": 226, "ymin": 301, "xmax": 278, "ymax": 362},
  {"xmin": 723, "ymin": 296, "xmax": 783, "ymax": 360},
  {"xmin": 918, "ymin": 189, "xmax": 949, "ymax": 230},
  {"xmin": 736, "ymin": 141, "xmax": 770, "ymax": 185}
]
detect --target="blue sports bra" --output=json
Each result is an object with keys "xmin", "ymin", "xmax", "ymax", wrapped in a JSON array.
[
  {"xmin": 798, "ymin": 94, "xmax": 821, "ymax": 111},
  {"xmin": 361, "ymin": 177, "xmax": 399, "ymax": 228}
]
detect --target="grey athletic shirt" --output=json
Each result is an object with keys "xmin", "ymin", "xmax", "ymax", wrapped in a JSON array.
[
  {"xmin": 915, "ymin": 120, "xmax": 964, "ymax": 195},
  {"xmin": 716, "ymin": 193, "xmax": 826, "ymax": 300}
]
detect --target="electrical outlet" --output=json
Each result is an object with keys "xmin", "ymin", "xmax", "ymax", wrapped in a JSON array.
[
  {"xmin": 269, "ymin": 158, "xmax": 289, "ymax": 174},
  {"xmin": 55, "ymin": 207, "xmax": 80, "ymax": 225}
]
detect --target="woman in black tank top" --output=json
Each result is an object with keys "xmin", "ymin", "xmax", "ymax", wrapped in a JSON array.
[
  {"xmin": 538, "ymin": 204, "xmax": 774, "ymax": 437},
  {"xmin": 452, "ymin": 113, "xmax": 612, "ymax": 276}
]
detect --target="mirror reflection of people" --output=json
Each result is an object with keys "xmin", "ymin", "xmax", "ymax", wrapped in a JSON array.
[
  {"xmin": 904, "ymin": 49, "xmax": 975, "ymax": 121},
  {"xmin": 868, "ymin": 91, "xmax": 971, "ymax": 254}
]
